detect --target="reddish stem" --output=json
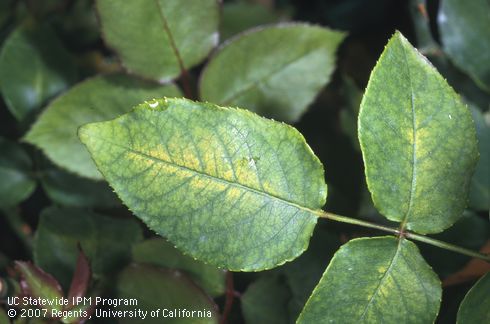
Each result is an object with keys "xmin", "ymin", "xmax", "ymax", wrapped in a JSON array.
[
  {"xmin": 180, "ymin": 69, "xmax": 194, "ymax": 100},
  {"xmin": 220, "ymin": 271, "xmax": 235, "ymax": 324}
]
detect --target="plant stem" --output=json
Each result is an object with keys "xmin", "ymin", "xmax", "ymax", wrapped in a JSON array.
[
  {"xmin": 317, "ymin": 211, "xmax": 490, "ymax": 262},
  {"xmin": 179, "ymin": 69, "xmax": 194, "ymax": 100},
  {"xmin": 220, "ymin": 271, "xmax": 235, "ymax": 324},
  {"xmin": 405, "ymin": 232, "xmax": 490, "ymax": 262},
  {"xmin": 319, "ymin": 212, "xmax": 401, "ymax": 235}
]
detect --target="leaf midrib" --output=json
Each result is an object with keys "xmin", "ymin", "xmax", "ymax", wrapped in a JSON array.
[
  {"xmin": 400, "ymin": 42, "xmax": 418, "ymax": 229},
  {"xmin": 84, "ymin": 133, "xmax": 321, "ymax": 216},
  {"xmin": 358, "ymin": 239, "xmax": 403, "ymax": 321},
  {"xmin": 153, "ymin": 0, "xmax": 186, "ymax": 73}
]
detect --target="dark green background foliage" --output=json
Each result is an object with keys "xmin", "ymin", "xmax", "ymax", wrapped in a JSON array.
[{"xmin": 0, "ymin": 0, "xmax": 488, "ymax": 323}]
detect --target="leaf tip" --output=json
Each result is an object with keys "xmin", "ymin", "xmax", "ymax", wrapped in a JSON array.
[{"xmin": 77, "ymin": 123, "xmax": 93, "ymax": 146}]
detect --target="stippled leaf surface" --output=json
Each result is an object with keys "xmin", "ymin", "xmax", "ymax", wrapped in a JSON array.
[
  {"xmin": 34, "ymin": 207, "xmax": 142, "ymax": 288},
  {"xmin": 0, "ymin": 23, "xmax": 77, "ymax": 121},
  {"xmin": 79, "ymin": 98, "xmax": 327, "ymax": 271},
  {"xmin": 116, "ymin": 264, "xmax": 218, "ymax": 324},
  {"xmin": 200, "ymin": 24, "xmax": 345, "ymax": 123},
  {"xmin": 96, "ymin": 0, "xmax": 219, "ymax": 82},
  {"xmin": 457, "ymin": 272, "xmax": 490, "ymax": 324},
  {"xmin": 358, "ymin": 32, "xmax": 478, "ymax": 234},
  {"xmin": 0, "ymin": 137, "xmax": 36, "ymax": 207},
  {"xmin": 25, "ymin": 74, "xmax": 181, "ymax": 179},
  {"xmin": 132, "ymin": 238, "xmax": 226, "ymax": 297},
  {"xmin": 297, "ymin": 237, "xmax": 441, "ymax": 324},
  {"xmin": 438, "ymin": 0, "xmax": 490, "ymax": 91}
]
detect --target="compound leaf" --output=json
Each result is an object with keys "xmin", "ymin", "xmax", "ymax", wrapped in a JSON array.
[
  {"xmin": 0, "ymin": 23, "xmax": 77, "ymax": 121},
  {"xmin": 438, "ymin": 0, "xmax": 490, "ymax": 92},
  {"xmin": 358, "ymin": 32, "xmax": 478, "ymax": 234},
  {"xmin": 79, "ymin": 98, "xmax": 327, "ymax": 271},
  {"xmin": 116, "ymin": 264, "xmax": 219, "ymax": 324},
  {"xmin": 457, "ymin": 273, "xmax": 490, "ymax": 324},
  {"xmin": 298, "ymin": 237, "xmax": 441, "ymax": 324},
  {"xmin": 200, "ymin": 24, "xmax": 345, "ymax": 123},
  {"xmin": 96, "ymin": 0, "xmax": 219, "ymax": 82},
  {"xmin": 25, "ymin": 74, "xmax": 181, "ymax": 179}
]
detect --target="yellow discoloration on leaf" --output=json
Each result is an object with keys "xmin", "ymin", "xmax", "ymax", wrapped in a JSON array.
[{"xmin": 79, "ymin": 98, "xmax": 327, "ymax": 270}]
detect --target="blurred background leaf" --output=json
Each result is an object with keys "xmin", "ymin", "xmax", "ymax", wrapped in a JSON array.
[
  {"xmin": 0, "ymin": 137, "xmax": 36, "ymax": 208},
  {"xmin": 241, "ymin": 274, "xmax": 291, "ymax": 324},
  {"xmin": 34, "ymin": 207, "xmax": 143, "ymax": 288},
  {"xmin": 116, "ymin": 264, "xmax": 219, "ymax": 324},
  {"xmin": 132, "ymin": 238, "xmax": 226, "ymax": 297},
  {"xmin": 438, "ymin": 0, "xmax": 490, "ymax": 92},
  {"xmin": 0, "ymin": 22, "xmax": 77, "ymax": 122}
]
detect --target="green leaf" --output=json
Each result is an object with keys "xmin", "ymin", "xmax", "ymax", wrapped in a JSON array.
[
  {"xmin": 468, "ymin": 105, "xmax": 489, "ymax": 210},
  {"xmin": 79, "ymin": 98, "xmax": 327, "ymax": 271},
  {"xmin": 96, "ymin": 0, "xmax": 219, "ymax": 82},
  {"xmin": 241, "ymin": 275, "xmax": 291, "ymax": 324},
  {"xmin": 438, "ymin": 0, "xmax": 490, "ymax": 92},
  {"xmin": 34, "ymin": 206, "xmax": 143, "ymax": 288},
  {"xmin": 220, "ymin": 2, "xmax": 286, "ymax": 40},
  {"xmin": 358, "ymin": 31, "xmax": 478, "ymax": 234},
  {"xmin": 25, "ymin": 73, "xmax": 181, "ymax": 180},
  {"xmin": 457, "ymin": 273, "xmax": 490, "ymax": 324},
  {"xmin": 0, "ymin": 137, "xmax": 36, "ymax": 207},
  {"xmin": 0, "ymin": 308, "xmax": 8, "ymax": 324},
  {"xmin": 15, "ymin": 261, "xmax": 64, "ymax": 313},
  {"xmin": 132, "ymin": 238, "xmax": 226, "ymax": 297},
  {"xmin": 116, "ymin": 264, "xmax": 219, "ymax": 324},
  {"xmin": 40, "ymin": 164, "xmax": 120, "ymax": 208},
  {"xmin": 297, "ymin": 237, "xmax": 442, "ymax": 323},
  {"xmin": 200, "ymin": 24, "xmax": 345, "ymax": 123},
  {"xmin": 0, "ymin": 23, "xmax": 77, "ymax": 121}
]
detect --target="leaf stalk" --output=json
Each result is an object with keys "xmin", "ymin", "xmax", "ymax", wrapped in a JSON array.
[{"xmin": 318, "ymin": 211, "xmax": 490, "ymax": 263}]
